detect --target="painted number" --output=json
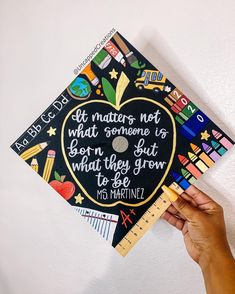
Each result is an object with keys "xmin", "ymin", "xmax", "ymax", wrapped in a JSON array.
[
  {"xmin": 187, "ymin": 104, "xmax": 196, "ymax": 114},
  {"xmin": 197, "ymin": 114, "xmax": 204, "ymax": 122}
]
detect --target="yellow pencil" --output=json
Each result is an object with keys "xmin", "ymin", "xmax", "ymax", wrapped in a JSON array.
[
  {"xmin": 30, "ymin": 158, "xmax": 39, "ymax": 173},
  {"xmin": 20, "ymin": 142, "xmax": 49, "ymax": 161},
  {"xmin": 42, "ymin": 150, "xmax": 56, "ymax": 182}
]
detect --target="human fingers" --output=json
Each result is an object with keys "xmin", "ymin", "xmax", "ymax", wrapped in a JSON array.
[
  {"xmin": 181, "ymin": 191, "xmax": 198, "ymax": 207},
  {"xmin": 185, "ymin": 185, "xmax": 222, "ymax": 213},
  {"xmin": 185, "ymin": 185, "xmax": 214, "ymax": 205},
  {"xmin": 161, "ymin": 211, "xmax": 185, "ymax": 231},
  {"xmin": 162, "ymin": 185, "xmax": 199, "ymax": 221},
  {"xmin": 167, "ymin": 205, "xmax": 186, "ymax": 220}
]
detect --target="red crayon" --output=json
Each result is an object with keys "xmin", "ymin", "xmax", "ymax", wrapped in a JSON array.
[
  {"xmin": 178, "ymin": 154, "xmax": 202, "ymax": 179},
  {"xmin": 175, "ymin": 96, "xmax": 190, "ymax": 109},
  {"xmin": 170, "ymin": 96, "xmax": 190, "ymax": 114}
]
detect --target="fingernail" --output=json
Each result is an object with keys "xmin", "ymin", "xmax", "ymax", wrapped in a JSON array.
[{"xmin": 161, "ymin": 185, "xmax": 179, "ymax": 202}]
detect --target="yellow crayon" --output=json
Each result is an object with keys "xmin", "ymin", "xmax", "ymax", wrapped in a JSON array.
[
  {"xmin": 30, "ymin": 158, "xmax": 39, "ymax": 173},
  {"xmin": 188, "ymin": 152, "xmax": 208, "ymax": 173},
  {"xmin": 20, "ymin": 142, "xmax": 49, "ymax": 161},
  {"xmin": 42, "ymin": 150, "xmax": 56, "ymax": 182},
  {"xmin": 190, "ymin": 143, "xmax": 214, "ymax": 167}
]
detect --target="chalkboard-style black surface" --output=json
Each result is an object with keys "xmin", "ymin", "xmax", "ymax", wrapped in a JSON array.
[{"xmin": 11, "ymin": 31, "xmax": 234, "ymax": 254}]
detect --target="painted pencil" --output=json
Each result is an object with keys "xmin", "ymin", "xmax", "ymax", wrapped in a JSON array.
[{"xmin": 30, "ymin": 158, "xmax": 39, "ymax": 173}]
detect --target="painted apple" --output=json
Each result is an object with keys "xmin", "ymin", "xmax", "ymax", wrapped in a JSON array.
[
  {"xmin": 62, "ymin": 72, "xmax": 176, "ymax": 207},
  {"xmin": 49, "ymin": 171, "xmax": 75, "ymax": 200}
]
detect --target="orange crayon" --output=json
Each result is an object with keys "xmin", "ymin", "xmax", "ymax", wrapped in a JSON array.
[
  {"xmin": 168, "ymin": 88, "xmax": 183, "ymax": 102},
  {"xmin": 178, "ymin": 154, "xmax": 202, "ymax": 179},
  {"xmin": 190, "ymin": 143, "xmax": 214, "ymax": 167},
  {"xmin": 164, "ymin": 96, "xmax": 174, "ymax": 106}
]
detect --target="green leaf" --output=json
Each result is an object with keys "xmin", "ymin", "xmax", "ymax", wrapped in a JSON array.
[
  {"xmin": 101, "ymin": 77, "xmax": 116, "ymax": 106},
  {"xmin": 54, "ymin": 171, "xmax": 61, "ymax": 181}
]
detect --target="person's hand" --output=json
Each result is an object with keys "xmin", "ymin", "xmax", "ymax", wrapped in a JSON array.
[
  {"xmin": 161, "ymin": 185, "xmax": 230, "ymax": 266},
  {"xmin": 161, "ymin": 185, "xmax": 235, "ymax": 294}
]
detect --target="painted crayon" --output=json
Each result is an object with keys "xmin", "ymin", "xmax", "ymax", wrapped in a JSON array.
[
  {"xmin": 175, "ymin": 115, "xmax": 185, "ymax": 125},
  {"xmin": 169, "ymin": 96, "xmax": 190, "ymax": 121},
  {"xmin": 181, "ymin": 101, "xmax": 198, "ymax": 120},
  {"xmin": 170, "ymin": 96, "xmax": 189, "ymax": 113},
  {"xmin": 212, "ymin": 130, "xmax": 234, "ymax": 150},
  {"xmin": 180, "ymin": 110, "xmax": 209, "ymax": 140},
  {"xmin": 164, "ymin": 96, "xmax": 187, "ymax": 125},
  {"xmin": 178, "ymin": 111, "xmax": 188, "ymax": 121},
  {"xmin": 164, "ymin": 97, "xmax": 174, "ymax": 106},
  {"xmin": 180, "ymin": 124, "xmax": 197, "ymax": 138},
  {"xmin": 188, "ymin": 152, "xmax": 208, "ymax": 173},
  {"xmin": 175, "ymin": 96, "xmax": 190, "ymax": 110},
  {"xmin": 172, "ymin": 171, "xmax": 191, "ymax": 190},
  {"xmin": 171, "ymin": 103, "xmax": 182, "ymax": 114},
  {"xmin": 211, "ymin": 140, "xmax": 227, "ymax": 156},
  {"xmin": 202, "ymin": 143, "xmax": 220, "ymax": 162},
  {"xmin": 164, "ymin": 96, "xmax": 188, "ymax": 124},
  {"xmin": 190, "ymin": 143, "xmax": 214, "ymax": 167},
  {"xmin": 178, "ymin": 154, "xmax": 202, "ymax": 179},
  {"xmin": 168, "ymin": 88, "xmax": 183, "ymax": 102},
  {"xmin": 181, "ymin": 168, "xmax": 196, "ymax": 184}
]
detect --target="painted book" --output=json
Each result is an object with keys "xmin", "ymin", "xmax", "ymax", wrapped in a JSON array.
[{"xmin": 11, "ymin": 31, "xmax": 234, "ymax": 256}]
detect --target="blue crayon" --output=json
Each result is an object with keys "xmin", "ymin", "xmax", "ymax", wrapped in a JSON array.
[
  {"xmin": 172, "ymin": 171, "xmax": 191, "ymax": 190},
  {"xmin": 180, "ymin": 110, "xmax": 209, "ymax": 140},
  {"xmin": 211, "ymin": 140, "xmax": 227, "ymax": 156}
]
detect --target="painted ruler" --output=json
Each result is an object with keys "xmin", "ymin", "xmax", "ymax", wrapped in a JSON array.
[{"xmin": 115, "ymin": 182, "xmax": 183, "ymax": 256}]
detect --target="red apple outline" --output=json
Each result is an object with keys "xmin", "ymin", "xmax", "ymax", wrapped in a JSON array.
[{"xmin": 49, "ymin": 171, "xmax": 75, "ymax": 200}]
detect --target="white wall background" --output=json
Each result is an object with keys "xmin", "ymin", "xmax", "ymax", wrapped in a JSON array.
[{"xmin": 1, "ymin": 0, "xmax": 235, "ymax": 293}]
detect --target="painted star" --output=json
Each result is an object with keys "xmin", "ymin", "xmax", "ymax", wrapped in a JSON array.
[
  {"xmin": 109, "ymin": 68, "xmax": 118, "ymax": 79},
  {"xmin": 74, "ymin": 193, "xmax": 84, "ymax": 205},
  {"xmin": 47, "ymin": 126, "xmax": 56, "ymax": 136},
  {"xmin": 201, "ymin": 130, "xmax": 210, "ymax": 141}
]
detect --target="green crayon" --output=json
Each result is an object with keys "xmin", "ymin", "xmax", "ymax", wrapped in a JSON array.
[{"xmin": 181, "ymin": 168, "xmax": 196, "ymax": 184}]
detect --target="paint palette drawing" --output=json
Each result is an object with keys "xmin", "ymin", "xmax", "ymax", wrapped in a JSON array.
[{"xmin": 11, "ymin": 31, "xmax": 234, "ymax": 255}]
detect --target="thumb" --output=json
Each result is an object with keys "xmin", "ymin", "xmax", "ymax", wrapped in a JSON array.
[{"xmin": 162, "ymin": 185, "xmax": 198, "ymax": 221}]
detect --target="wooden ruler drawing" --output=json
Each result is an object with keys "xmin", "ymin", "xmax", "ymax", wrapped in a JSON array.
[{"xmin": 115, "ymin": 182, "xmax": 183, "ymax": 256}]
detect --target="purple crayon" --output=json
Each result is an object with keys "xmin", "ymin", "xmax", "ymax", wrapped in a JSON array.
[{"xmin": 202, "ymin": 143, "xmax": 220, "ymax": 162}]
